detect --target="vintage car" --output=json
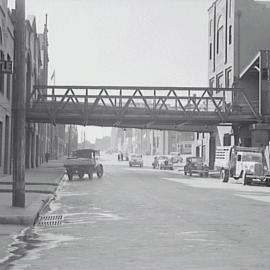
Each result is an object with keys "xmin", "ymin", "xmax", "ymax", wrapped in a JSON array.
[
  {"xmin": 152, "ymin": 155, "xmax": 173, "ymax": 170},
  {"xmin": 184, "ymin": 156, "xmax": 209, "ymax": 177},
  {"xmin": 64, "ymin": 148, "xmax": 104, "ymax": 181},
  {"xmin": 129, "ymin": 154, "xmax": 143, "ymax": 167}
]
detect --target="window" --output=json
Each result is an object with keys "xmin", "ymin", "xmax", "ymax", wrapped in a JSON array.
[
  {"xmin": 229, "ymin": 25, "xmax": 232, "ymax": 45},
  {"xmin": 217, "ymin": 74, "xmax": 223, "ymax": 88},
  {"xmin": 209, "ymin": 43, "xmax": 212, "ymax": 60},
  {"xmin": 209, "ymin": 78, "xmax": 215, "ymax": 88},
  {"xmin": 196, "ymin": 146, "xmax": 200, "ymax": 157},
  {"xmin": 0, "ymin": 121, "xmax": 2, "ymax": 166},
  {"xmin": 216, "ymin": 74, "xmax": 223, "ymax": 93},
  {"xmin": 0, "ymin": 51, "xmax": 4, "ymax": 93},
  {"xmin": 6, "ymin": 55, "xmax": 11, "ymax": 99},
  {"xmin": 0, "ymin": 27, "xmax": 2, "ymax": 46},
  {"xmin": 209, "ymin": 20, "xmax": 212, "ymax": 36},
  {"xmin": 202, "ymin": 145, "xmax": 206, "ymax": 162},
  {"xmin": 217, "ymin": 16, "xmax": 224, "ymax": 55},
  {"xmin": 225, "ymin": 69, "xmax": 232, "ymax": 87}
]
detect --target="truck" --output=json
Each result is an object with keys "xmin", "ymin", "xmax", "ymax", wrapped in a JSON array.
[
  {"xmin": 215, "ymin": 146, "xmax": 270, "ymax": 186},
  {"xmin": 64, "ymin": 148, "xmax": 104, "ymax": 181}
]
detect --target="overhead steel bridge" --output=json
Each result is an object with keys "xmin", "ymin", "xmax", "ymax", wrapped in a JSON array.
[{"xmin": 26, "ymin": 85, "xmax": 261, "ymax": 132}]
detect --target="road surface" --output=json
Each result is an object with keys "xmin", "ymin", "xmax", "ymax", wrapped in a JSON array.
[{"xmin": 2, "ymin": 156, "xmax": 270, "ymax": 269}]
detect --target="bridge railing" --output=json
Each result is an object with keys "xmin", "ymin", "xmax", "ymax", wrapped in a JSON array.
[{"xmin": 27, "ymin": 85, "xmax": 261, "ymax": 124}]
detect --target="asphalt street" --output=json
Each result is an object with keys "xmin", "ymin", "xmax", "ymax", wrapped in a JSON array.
[{"xmin": 3, "ymin": 156, "xmax": 270, "ymax": 270}]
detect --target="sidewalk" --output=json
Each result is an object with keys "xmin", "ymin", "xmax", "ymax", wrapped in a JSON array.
[{"xmin": 0, "ymin": 159, "xmax": 65, "ymax": 226}]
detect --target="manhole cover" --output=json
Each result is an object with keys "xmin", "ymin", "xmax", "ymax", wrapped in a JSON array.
[{"xmin": 37, "ymin": 214, "xmax": 63, "ymax": 226}]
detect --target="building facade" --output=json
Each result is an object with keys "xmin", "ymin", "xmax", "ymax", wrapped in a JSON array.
[
  {"xmin": 197, "ymin": 0, "xmax": 270, "ymax": 166},
  {"xmin": 0, "ymin": 2, "xmax": 70, "ymax": 175},
  {"xmin": 0, "ymin": 0, "xmax": 14, "ymax": 175}
]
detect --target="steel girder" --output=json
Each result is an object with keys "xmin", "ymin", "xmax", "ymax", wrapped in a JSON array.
[{"xmin": 26, "ymin": 85, "xmax": 261, "ymax": 132}]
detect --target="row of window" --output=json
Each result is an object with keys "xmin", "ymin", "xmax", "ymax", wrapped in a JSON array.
[{"xmin": 209, "ymin": 68, "xmax": 232, "ymax": 88}]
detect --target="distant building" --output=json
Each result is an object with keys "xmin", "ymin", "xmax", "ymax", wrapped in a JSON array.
[
  {"xmin": 95, "ymin": 136, "xmax": 111, "ymax": 151},
  {"xmin": 150, "ymin": 130, "xmax": 195, "ymax": 156},
  {"xmin": 65, "ymin": 125, "xmax": 78, "ymax": 155}
]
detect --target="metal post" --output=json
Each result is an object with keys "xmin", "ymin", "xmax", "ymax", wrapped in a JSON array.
[
  {"xmin": 12, "ymin": 0, "xmax": 26, "ymax": 207},
  {"xmin": 68, "ymin": 124, "xmax": 71, "ymax": 156}
]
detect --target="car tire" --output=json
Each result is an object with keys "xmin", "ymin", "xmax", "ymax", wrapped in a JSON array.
[
  {"xmin": 67, "ymin": 172, "xmax": 73, "ymax": 181},
  {"xmin": 88, "ymin": 169, "xmax": 93, "ymax": 180},
  {"xmin": 97, "ymin": 165, "xmax": 103, "ymax": 178},
  {"xmin": 243, "ymin": 173, "xmax": 251, "ymax": 186}
]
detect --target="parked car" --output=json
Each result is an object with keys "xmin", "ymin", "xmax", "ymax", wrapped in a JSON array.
[
  {"xmin": 184, "ymin": 156, "xmax": 208, "ymax": 177},
  {"xmin": 152, "ymin": 155, "xmax": 173, "ymax": 170},
  {"xmin": 129, "ymin": 154, "xmax": 143, "ymax": 167}
]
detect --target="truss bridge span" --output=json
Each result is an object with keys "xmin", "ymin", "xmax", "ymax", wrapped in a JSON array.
[{"xmin": 26, "ymin": 85, "xmax": 261, "ymax": 132}]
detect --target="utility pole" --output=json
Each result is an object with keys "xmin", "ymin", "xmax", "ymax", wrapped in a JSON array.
[{"xmin": 12, "ymin": 0, "xmax": 26, "ymax": 207}]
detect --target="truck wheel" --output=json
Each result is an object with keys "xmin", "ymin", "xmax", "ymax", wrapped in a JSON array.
[
  {"xmin": 67, "ymin": 172, "xmax": 73, "ymax": 181},
  {"xmin": 97, "ymin": 165, "xmax": 103, "ymax": 178},
  {"xmin": 266, "ymin": 179, "xmax": 270, "ymax": 187},
  {"xmin": 184, "ymin": 171, "xmax": 187, "ymax": 176},
  {"xmin": 88, "ymin": 169, "xmax": 93, "ymax": 180},
  {"xmin": 78, "ymin": 170, "xmax": 84, "ymax": 179},
  {"xmin": 243, "ymin": 173, "xmax": 252, "ymax": 185},
  {"xmin": 220, "ymin": 169, "xmax": 229, "ymax": 183},
  {"xmin": 189, "ymin": 170, "xmax": 192, "ymax": 176}
]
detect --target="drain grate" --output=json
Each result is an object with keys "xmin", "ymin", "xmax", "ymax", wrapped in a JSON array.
[{"xmin": 37, "ymin": 214, "xmax": 64, "ymax": 226}]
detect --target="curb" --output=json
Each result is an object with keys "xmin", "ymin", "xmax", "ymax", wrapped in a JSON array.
[
  {"xmin": 0, "ymin": 171, "xmax": 65, "ymax": 226},
  {"xmin": 33, "ymin": 172, "xmax": 65, "ymax": 226}
]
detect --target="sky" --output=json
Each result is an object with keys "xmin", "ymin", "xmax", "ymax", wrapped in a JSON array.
[{"xmin": 8, "ymin": 0, "xmax": 214, "ymax": 143}]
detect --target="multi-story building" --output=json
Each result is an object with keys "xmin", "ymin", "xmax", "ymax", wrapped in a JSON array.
[
  {"xmin": 0, "ymin": 2, "xmax": 69, "ymax": 175},
  {"xmin": 197, "ymin": 0, "xmax": 270, "ymax": 167},
  {"xmin": 150, "ymin": 130, "xmax": 195, "ymax": 156},
  {"xmin": 0, "ymin": 1, "xmax": 14, "ymax": 175}
]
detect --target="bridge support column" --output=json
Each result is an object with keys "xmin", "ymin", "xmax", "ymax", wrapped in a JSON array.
[
  {"xmin": 232, "ymin": 125, "xmax": 240, "ymax": 146},
  {"xmin": 250, "ymin": 124, "xmax": 270, "ymax": 147},
  {"xmin": 209, "ymin": 132, "xmax": 216, "ymax": 170},
  {"xmin": 233, "ymin": 125, "xmax": 252, "ymax": 147}
]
